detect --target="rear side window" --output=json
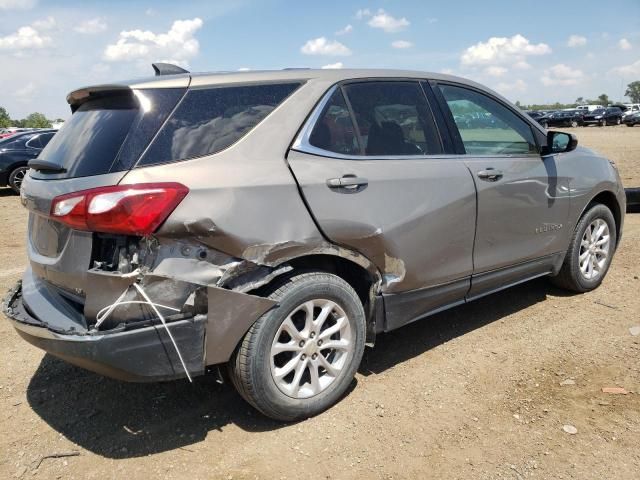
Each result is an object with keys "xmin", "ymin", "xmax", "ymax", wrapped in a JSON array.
[
  {"xmin": 344, "ymin": 81, "xmax": 442, "ymax": 156},
  {"xmin": 439, "ymin": 84, "xmax": 537, "ymax": 155},
  {"xmin": 138, "ymin": 82, "xmax": 301, "ymax": 166},
  {"xmin": 36, "ymin": 89, "xmax": 184, "ymax": 179},
  {"xmin": 309, "ymin": 89, "xmax": 359, "ymax": 155}
]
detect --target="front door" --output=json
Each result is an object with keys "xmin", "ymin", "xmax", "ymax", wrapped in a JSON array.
[{"xmin": 436, "ymin": 83, "xmax": 570, "ymax": 296}]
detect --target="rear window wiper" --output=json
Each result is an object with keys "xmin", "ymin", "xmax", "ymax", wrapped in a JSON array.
[{"xmin": 28, "ymin": 159, "xmax": 67, "ymax": 173}]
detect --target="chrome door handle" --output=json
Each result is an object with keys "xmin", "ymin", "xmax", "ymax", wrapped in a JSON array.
[
  {"xmin": 477, "ymin": 169, "xmax": 503, "ymax": 181},
  {"xmin": 326, "ymin": 175, "xmax": 368, "ymax": 191}
]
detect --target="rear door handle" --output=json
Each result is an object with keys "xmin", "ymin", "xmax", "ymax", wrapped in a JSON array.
[
  {"xmin": 477, "ymin": 169, "xmax": 503, "ymax": 181},
  {"xmin": 326, "ymin": 175, "xmax": 368, "ymax": 191}
]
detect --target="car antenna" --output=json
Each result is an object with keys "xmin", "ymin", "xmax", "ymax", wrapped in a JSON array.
[{"xmin": 152, "ymin": 62, "xmax": 189, "ymax": 76}]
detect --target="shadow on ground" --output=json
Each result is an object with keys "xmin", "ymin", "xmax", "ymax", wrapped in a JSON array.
[
  {"xmin": 26, "ymin": 277, "xmax": 561, "ymax": 458},
  {"xmin": 0, "ymin": 187, "xmax": 18, "ymax": 197}
]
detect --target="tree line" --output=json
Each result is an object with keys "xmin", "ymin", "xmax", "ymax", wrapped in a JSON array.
[
  {"xmin": 517, "ymin": 81, "xmax": 640, "ymax": 111},
  {"xmin": 0, "ymin": 107, "xmax": 64, "ymax": 129}
]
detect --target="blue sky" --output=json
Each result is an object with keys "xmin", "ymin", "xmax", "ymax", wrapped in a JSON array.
[{"xmin": 1, "ymin": 0, "xmax": 639, "ymax": 118}]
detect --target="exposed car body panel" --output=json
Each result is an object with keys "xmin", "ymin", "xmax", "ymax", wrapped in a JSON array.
[
  {"xmin": 287, "ymin": 150, "xmax": 476, "ymax": 292},
  {"xmin": 463, "ymin": 153, "xmax": 571, "ymax": 273}
]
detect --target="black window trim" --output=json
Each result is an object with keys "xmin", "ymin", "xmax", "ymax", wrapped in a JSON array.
[
  {"xmin": 291, "ymin": 77, "xmax": 449, "ymax": 160},
  {"xmin": 431, "ymin": 79, "xmax": 546, "ymax": 157},
  {"xmin": 24, "ymin": 134, "xmax": 42, "ymax": 150},
  {"xmin": 135, "ymin": 80, "xmax": 305, "ymax": 168}
]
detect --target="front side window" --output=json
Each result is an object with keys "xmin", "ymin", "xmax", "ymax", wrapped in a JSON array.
[
  {"xmin": 139, "ymin": 82, "xmax": 301, "ymax": 166},
  {"xmin": 439, "ymin": 84, "xmax": 538, "ymax": 155},
  {"xmin": 344, "ymin": 81, "xmax": 442, "ymax": 156}
]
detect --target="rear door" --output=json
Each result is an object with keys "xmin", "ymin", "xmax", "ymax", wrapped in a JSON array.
[
  {"xmin": 288, "ymin": 80, "xmax": 477, "ymax": 329},
  {"xmin": 434, "ymin": 82, "xmax": 570, "ymax": 298}
]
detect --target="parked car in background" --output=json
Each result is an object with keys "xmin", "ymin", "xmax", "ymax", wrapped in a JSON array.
[
  {"xmin": 540, "ymin": 110, "xmax": 584, "ymax": 128},
  {"xmin": 0, "ymin": 127, "xmax": 36, "ymax": 139},
  {"xmin": 622, "ymin": 103, "xmax": 640, "ymax": 118},
  {"xmin": 0, "ymin": 129, "xmax": 56, "ymax": 193},
  {"xmin": 582, "ymin": 107, "xmax": 624, "ymax": 126},
  {"xmin": 576, "ymin": 105, "xmax": 603, "ymax": 112},
  {"xmin": 524, "ymin": 110, "xmax": 547, "ymax": 122},
  {"xmin": 623, "ymin": 112, "xmax": 640, "ymax": 127},
  {"xmin": 3, "ymin": 67, "xmax": 625, "ymax": 421}
]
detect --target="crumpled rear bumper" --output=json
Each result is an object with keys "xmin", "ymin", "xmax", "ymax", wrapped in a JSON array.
[{"xmin": 3, "ymin": 280, "xmax": 206, "ymax": 382}]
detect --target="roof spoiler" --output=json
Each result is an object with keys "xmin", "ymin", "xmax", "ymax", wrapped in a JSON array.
[{"xmin": 152, "ymin": 63, "xmax": 190, "ymax": 76}]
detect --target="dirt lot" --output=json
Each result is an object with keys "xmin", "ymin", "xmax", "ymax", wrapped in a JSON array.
[{"xmin": 1, "ymin": 126, "xmax": 639, "ymax": 480}]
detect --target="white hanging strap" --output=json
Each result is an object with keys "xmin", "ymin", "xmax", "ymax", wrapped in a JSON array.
[{"xmin": 133, "ymin": 282, "xmax": 193, "ymax": 382}]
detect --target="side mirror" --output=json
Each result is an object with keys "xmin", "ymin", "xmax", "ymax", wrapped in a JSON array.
[{"xmin": 542, "ymin": 131, "xmax": 578, "ymax": 155}]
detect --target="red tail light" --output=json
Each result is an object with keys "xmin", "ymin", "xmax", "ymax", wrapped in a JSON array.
[{"xmin": 50, "ymin": 183, "xmax": 189, "ymax": 235}]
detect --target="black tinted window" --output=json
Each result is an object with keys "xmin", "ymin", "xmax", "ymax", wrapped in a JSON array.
[
  {"xmin": 139, "ymin": 83, "xmax": 301, "ymax": 166},
  {"xmin": 343, "ymin": 81, "xmax": 442, "ymax": 156},
  {"xmin": 35, "ymin": 89, "xmax": 184, "ymax": 179},
  {"xmin": 309, "ymin": 89, "xmax": 359, "ymax": 155},
  {"xmin": 25, "ymin": 134, "xmax": 44, "ymax": 148},
  {"xmin": 439, "ymin": 84, "xmax": 537, "ymax": 155},
  {"xmin": 39, "ymin": 132, "xmax": 55, "ymax": 147}
]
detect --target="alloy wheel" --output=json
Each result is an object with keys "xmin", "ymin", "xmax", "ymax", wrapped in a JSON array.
[
  {"xmin": 10, "ymin": 167, "xmax": 28, "ymax": 192},
  {"xmin": 578, "ymin": 218, "xmax": 610, "ymax": 281},
  {"xmin": 270, "ymin": 299, "xmax": 353, "ymax": 399}
]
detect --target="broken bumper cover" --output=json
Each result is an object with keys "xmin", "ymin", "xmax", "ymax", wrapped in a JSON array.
[{"xmin": 3, "ymin": 280, "xmax": 206, "ymax": 382}]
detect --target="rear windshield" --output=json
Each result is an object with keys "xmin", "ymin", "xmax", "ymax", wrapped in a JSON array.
[
  {"xmin": 35, "ymin": 88, "xmax": 185, "ymax": 179},
  {"xmin": 137, "ymin": 82, "xmax": 301, "ymax": 166}
]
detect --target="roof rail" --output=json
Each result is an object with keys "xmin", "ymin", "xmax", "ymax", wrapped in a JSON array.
[{"xmin": 152, "ymin": 63, "xmax": 190, "ymax": 76}]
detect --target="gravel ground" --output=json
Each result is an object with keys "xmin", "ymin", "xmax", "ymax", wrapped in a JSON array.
[{"xmin": 0, "ymin": 125, "xmax": 639, "ymax": 480}]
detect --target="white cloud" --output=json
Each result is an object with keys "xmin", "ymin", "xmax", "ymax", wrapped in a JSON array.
[
  {"xmin": 619, "ymin": 38, "xmax": 632, "ymax": 50},
  {"xmin": 426, "ymin": 18, "xmax": 438, "ymax": 24},
  {"xmin": 15, "ymin": 81, "xmax": 36, "ymax": 100},
  {"xmin": 540, "ymin": 64, "xmax": 584, "ymax": 86},
  {"xmin": 300, "ymin": 37, "xmax": 351, "ymax": 56},
  {"xmin": 335, "ymin": 24, "xmax": 353, "ymax": 36},
  {"xmin": 74, "ymin": 18, "xmax": 107, "ymax": 35},
  {"xmin": 461, "ymin": 34, "xmax": 551, "ymax": 66},
  {"xmin": 0, "ymin": 24, "xmax": 52, "ymax": 50},
  {"xmin": 355, "ymin": 9, "xmax": 371, "ymax": 19},
  {"xmin": 567, "ymin": 35, "xmax": 587, "ymax": 47},
  {"xmin": 485, "ymin": 66, "xmax": 507, "ymax": 77},
  {"xmin": 238, "ymin": 67, "xmax": 251, "ymax": 71},
  {"xmin": 611, "ymin": 59, "xmax": 640, "ymax": 76},
  {"xmin": 513, "ymin": 60, "xmax": 531, "ymax": 70},
  {"xmin": 322, "ymin": 62, "xmax": 343, "ymax": 69},
  {"xmin": 391, "ymin": 40, "xmax": 413, "ymax": 49},
  {"xmin": 104, "ymin": 18, "xmax": 203, "ymax": 65},
  {"xmin": 496, "ymin": 79, "xmax": 527, "ymax": 93},
  {"xmin": 32, "ymin": 17, "xmax": 56, "ymax": 30},
  {"xmin": 0, "ymin": 0, "xmax": 36, "ymax": 10},
  {"xmin": 367, "ymin": 9, "xmax": 410, "ymax": 33}
]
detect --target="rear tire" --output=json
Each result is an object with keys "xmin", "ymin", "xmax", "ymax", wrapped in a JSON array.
[
  {"xmin": 550, "ymin": 204, "xmax": 616, "ymax": 293},
  {"xmin": 8, "ymin": 166, "xmax": 29, "ymax": 194},
  {"xmin": 228, "ymin": 271, "xmax": 366, "ymax": 421}
]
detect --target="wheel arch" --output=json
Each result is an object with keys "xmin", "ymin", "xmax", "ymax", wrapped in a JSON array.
[
  {"xmin": 583, "ymin": 190, "xmax": 622, "ymax": 246},
  {"xmin": 251, "ymin": 253, "xmax": 383, "ymax": 345}
]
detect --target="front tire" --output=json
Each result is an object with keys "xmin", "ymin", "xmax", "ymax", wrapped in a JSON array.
[
  {"xmin": 8, "ymin": 166, "xmax": 29, "ymax": 194},
  {"xmin": 550, "ymin": 204, "xmax": 616, "ymax": 293},
  {"xmin": 229, "ymin": 272, "xmax": 366, "ymax": 421}
]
